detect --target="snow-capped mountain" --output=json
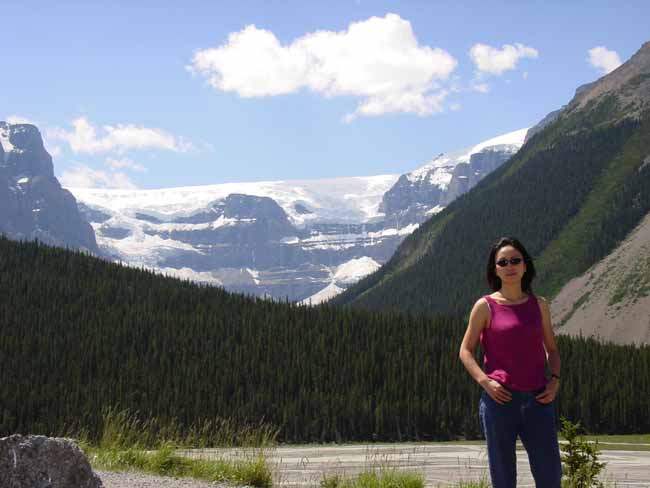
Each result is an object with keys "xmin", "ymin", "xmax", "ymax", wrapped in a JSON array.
[
  {"xmin": 0, "ymin": 122, "xmax": 97, "ymax": 252},
  {"xmin": 71, "ymin": 176, "xmax": 402, "ymax": 301},
  {"xmin": 68, "ymin": 128, "xmax": 528, "ymax": 302},
  {"xmin": 380, "ymin": 128, "xmax": 528, "ymax": 224}
]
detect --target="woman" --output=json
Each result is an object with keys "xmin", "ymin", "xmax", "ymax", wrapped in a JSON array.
[{"xmin": 459, "ymin": 237, "xmax": 562, "ymax": 488}]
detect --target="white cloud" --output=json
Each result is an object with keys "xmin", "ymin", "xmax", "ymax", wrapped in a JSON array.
[
  {"xmin": 47, "ymin": 145, "xmax": 63, "ymax": 158},
  {"xmin": 189, "ymin": 13, "xmax": 457, "ymax": 119},
  {"xmin": 59, "ymin": 164, "xmax": 138, "ymax": 189},
  {"xmin": 587, "ymin": 46, "xmax": 622, "ymax": 74},
  {"xmin": 48, "ymin": 117, "xmax": 192, "ymax": 154},
  {"xmin": 522, "ymin": 71, "xmax": 529, "ymax": 80},
  {"xmin": 105, "ymin": 157, "xmax": 147, "ymax": 172},
  {"xmin": 449, "ymin": 103, "xmax": 462, "ymax": 112},
  {"xmin": 469, "ymin": 43, "xmax": 538, "ymax": 76},
  {"xmin": 6, "ymin": 115, "xmax": 34, "ymax": 125},
  {"xmin": 356, "ymin": 89, "xmax": 450, "ymax": 118},
  {"xmin": 471, "ymin": 82, "xmax": 490, "ymax": 93}
]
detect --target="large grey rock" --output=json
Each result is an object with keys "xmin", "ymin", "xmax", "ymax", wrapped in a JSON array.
[{"xmin": 0, "ymin": 434, "xmax": 102, "ymax": 488}]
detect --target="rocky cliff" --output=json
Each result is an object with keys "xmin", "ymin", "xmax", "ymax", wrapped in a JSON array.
[{"xmin": 0, "ymin": 122, "xmax": 98, "ymax": 253}]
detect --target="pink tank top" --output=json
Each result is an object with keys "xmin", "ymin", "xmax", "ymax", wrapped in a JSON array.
[{"xmin": 480, "ymin": 294, "xmax": 547, "ymax": 391}]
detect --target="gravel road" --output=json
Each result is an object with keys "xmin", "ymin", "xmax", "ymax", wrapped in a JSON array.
[
  {"xmin": 96, "ymin": 470, "xmax": 230, "ymax": 488},
  {"xmin": 96, "ymin": 443, "xmax": 650, "ymax": 487}
]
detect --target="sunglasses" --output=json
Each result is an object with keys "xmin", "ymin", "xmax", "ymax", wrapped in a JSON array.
[{"xmin": 496, "ymin": 257, "xmax": 523, "ymax": 267}]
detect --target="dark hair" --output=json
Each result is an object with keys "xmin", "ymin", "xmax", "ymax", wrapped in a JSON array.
[{"xmin": 486, "ymin": 236, "xmax": 536, "ymax": 292}]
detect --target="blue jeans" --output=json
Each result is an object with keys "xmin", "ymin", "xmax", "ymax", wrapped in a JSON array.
[{"xmin": 479, "ymin": 389, "xmax": 562, "ymax": 488}]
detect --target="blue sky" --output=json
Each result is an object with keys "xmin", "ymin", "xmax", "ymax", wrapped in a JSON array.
[{"xmin": 2, "ymin": 1, "xmax": 649, "ymax": 189}]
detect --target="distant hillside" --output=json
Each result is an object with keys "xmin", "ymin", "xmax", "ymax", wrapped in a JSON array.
[
  {"xmin": 552, "ymin": 210, "xmax": 650, "ymax": 344},
  {"xmin": 334, "ymin": 42, "xmax": 650, "ymax": 333},
  {"xmin": 2, "ymin": 236, "xmax": 650, "ymax": 441}
]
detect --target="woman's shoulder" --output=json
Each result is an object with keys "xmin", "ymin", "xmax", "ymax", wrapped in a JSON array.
[
  {"xmin": 534, "ymin": 295, "xmax": 551, "ymax": 315},
  {"xmin": 469, "ymin": 297, "xmax": 491, "ymax": 329},
  {"xmin": 472, "ymin": 296, "xmax": 492, "ymax": 314}
]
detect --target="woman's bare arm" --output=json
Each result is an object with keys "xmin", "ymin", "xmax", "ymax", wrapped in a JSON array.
[
  {"xmin": 459, "ymin": 298, "xmax": 512, "ymax": 404},
  {"xmin": 535, "ymin": 296, "xmax": 561, "ymax": 403}
]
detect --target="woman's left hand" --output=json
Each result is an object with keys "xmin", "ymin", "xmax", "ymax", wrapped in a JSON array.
[{"xmin": 535, "ymin": 378, "xmax": 559, "ymax": 404}]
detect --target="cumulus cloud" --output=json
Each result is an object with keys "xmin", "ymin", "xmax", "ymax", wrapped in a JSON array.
[
  {"xmin": 59, "ymin": 164, "xmax": 138, "ymax": 189},
  {"xmin": 106, "ymin": 157, "xmax": 147, "ymax": 172},
  {"xmin": 48, "ymin": 117, "xmax": 192, "ymax": 154},
  {"xmin": 469, "ymin": 43, "xmax": 538, "ymax": 76},
  {"xmin": 587, "ymin": 46, "xmax": 622, "ymax": 74},
  {"xmin": 189, "ymin": 13, "xmax": 458, "ymax": 119}
]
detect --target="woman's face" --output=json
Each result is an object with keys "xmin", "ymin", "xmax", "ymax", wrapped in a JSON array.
[{"xmin": 494, "ymin": 245, "xmax": 526, "ymax": 286}]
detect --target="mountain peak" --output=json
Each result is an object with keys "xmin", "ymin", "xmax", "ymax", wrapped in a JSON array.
[
  {"xmin": 567, "ymin": 41, "xmax": 650, "ymax": 116},
  {"xmin": 1, "ymin": 121, "xmax": 99, "ymax": 253}
]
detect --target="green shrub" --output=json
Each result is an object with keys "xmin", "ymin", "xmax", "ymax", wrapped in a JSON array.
[{"xmin": 560, "ymin": 417, "xmax": 606, "ymax": 488}]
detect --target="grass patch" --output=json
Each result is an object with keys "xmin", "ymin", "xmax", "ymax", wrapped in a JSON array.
[
  {"xmin": 578, "ymin": 434, "xmax": 650, "ymax": 451},
  {"xmin": 66, "ymin": 407, "xmax": 277, "ymax": 486},
  {"xmin": 89, "ymin": 406, "xmax": 279, "ymax": 449},
  {"xmin": 85, "ymin": 443, "xmax": 272, "ymax": 486},
  {"xmin": 584, "ymin": 434, "xmax": 650, "ymax": 443},
  {"xmin": 321, "ymin": 470, "xmax": 425, "ymax": 488},
  {"xmin": 320, "ymin": 470, "xmax": 492, "ymax": 488}
]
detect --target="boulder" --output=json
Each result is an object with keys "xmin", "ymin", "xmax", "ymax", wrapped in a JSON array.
[{"xmin": 0, "ymin": 435, "xmax": 102, "ymax": 488}]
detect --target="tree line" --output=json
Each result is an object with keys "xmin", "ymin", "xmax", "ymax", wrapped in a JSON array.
[{"xmin": 1, "ymin": 236, "xmax": 649, "ymax": 442}]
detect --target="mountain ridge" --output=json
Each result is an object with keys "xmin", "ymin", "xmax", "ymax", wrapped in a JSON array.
[{"xmin": 67, "ymin": 128, "xmax": 526, "ymax": 302}]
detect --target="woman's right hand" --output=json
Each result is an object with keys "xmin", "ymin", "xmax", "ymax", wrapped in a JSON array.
[{"xmin": 480, "ymin": 378, "xmax": 512, "ymax": 404}]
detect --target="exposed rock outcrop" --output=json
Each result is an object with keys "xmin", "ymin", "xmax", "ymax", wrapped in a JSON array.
[{"xmin": 0, "ymin": 434, "xmax": 102, "ymax": 488}]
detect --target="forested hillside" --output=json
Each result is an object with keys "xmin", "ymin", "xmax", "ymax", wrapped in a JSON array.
[
  {"xmin": 334, "ymin": 43, "xmax": 650, "ymax": 323},
  {"xmin": 1, "ymin": 237, "xmax": 649, "ymax": 441}
]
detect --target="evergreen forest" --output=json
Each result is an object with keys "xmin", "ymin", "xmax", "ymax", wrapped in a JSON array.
[{"xmin": 1, "ymin": 236, "xmax": 649, "ymax": 443}]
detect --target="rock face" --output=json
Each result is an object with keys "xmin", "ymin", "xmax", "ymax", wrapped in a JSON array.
[
  {"xmin": 68, "ymin": 128, "xmax": 527, "ymax": 302},
  {"xmin": 0, "ymin": 434, "xmax": 103, "ymax": 488},
  {"xmin": 0, "ymin": 122, "xmax": 98, "ymax": 253}
]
